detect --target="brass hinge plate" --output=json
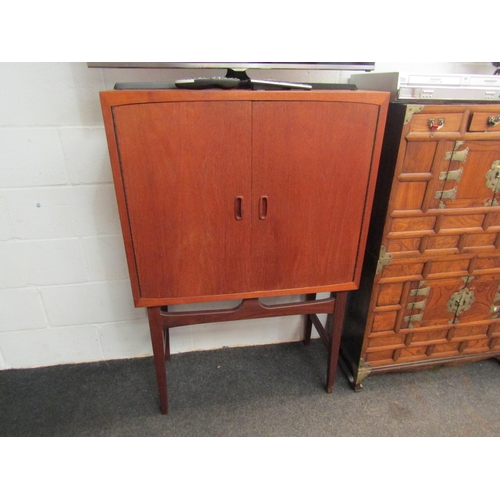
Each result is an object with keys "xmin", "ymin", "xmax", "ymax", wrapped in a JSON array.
[
  {"xmin": 376, "ymin": 246, "xmax": 393, "ymax": 274},
  {"xmin": 439, "ymin": 167, "xmax": 464, "ymax": 182},
  {"xmin": 435, "ymin": 187, "xmax": 458, "ymax": 203},
  {"xmin": 403, "ymin": 312, "xmax": 424, "ymax": 328},
  {"xmin": 444, "ymin": 147, "xmax": 469, "ymax": 163},
  {"xmin": 410, "ymin": 285, "xmax": 430, "ymax": 297}
]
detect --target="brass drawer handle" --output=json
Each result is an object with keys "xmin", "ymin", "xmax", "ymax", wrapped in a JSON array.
[
  {"xmin": 488, "ymin": 115, "xmax": 500, "ymax": 127},
  {"xmin": 429, "ymin": 118, "xmax": 445, "ymax": 136}
]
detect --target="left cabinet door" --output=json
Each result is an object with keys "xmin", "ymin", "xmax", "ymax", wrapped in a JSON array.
[{"xmin": 113, "ymin": 101, "xmax": 252, "ymax": 304}]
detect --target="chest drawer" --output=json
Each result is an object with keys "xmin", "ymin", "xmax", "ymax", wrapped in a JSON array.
[
  {"xmin": 408, "ymin": 112, "xmax": 464, "ymax": 134},
  {"xmin": 468, "ymin": 112, "xmax": 500, "ymax": 132}
]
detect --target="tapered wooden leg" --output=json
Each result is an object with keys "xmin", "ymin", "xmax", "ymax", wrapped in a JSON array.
[
  {"xmin": 303, "ymin": 294, "xmax": 317, "ymax": 345},
  {"xmin": 162, "ymin": 306, "xmax": 171, "ymax": 361},
  {"xmin": 147, "ymin": 306, "xmax": 169, "ymax": 414},
  {"xmin": 164, "ymin": 329, "xmax": 171, "ymax": 361},
  {"xmin": 146, "ymin": 295, "xmax": 343, "ymax": 413},
  {"xmin": 326, "ymin": 292, "xmax": 348, "ymax": 393}
]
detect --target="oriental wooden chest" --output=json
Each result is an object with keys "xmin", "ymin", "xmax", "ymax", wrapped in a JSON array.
[{"xmin": 341, "ymin": 102, "xmax": 500, "ymax": 389}]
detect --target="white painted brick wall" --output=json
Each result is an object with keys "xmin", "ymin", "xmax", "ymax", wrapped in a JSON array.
[
  {"xmin": 0, "ymin": 288, "xmax": 47, "ymax": 332},
  {"xmin": 81, "ymin": 235, "xmax": 129, "ymax": 281},
  {"xmin": 98, "ymin": 320, "xmax": 152, "ymax": 359},
  {"xmin": 0, "ymin": 61, "xmax": 494, "ymax": 370},
  {"xmin": 0, "ymin": 63, "xmax": 104, "ymax": 127},
  {"xmin": 0, "ymin": 196, "xmax": 14, "ymax": 240},
  {"xmin": 0, "ymin": 239, "xmax": 87, "ymax": 287},
  {"xmin": 2, "ymin": 185, "xmax": 121, "ymax": 239},
  {"xmin": 40, "ymin": 281, "xmax": 145, "ymax": 326},
  {"xmin": 0, "ymin": 128, "xmax": 68, "ymax": 187},
  {"xmin": 58, "ymin": 127, "xmax": 113, "ymax": 184},
  {"xmin": 0, "ymin": 325, "xmax": 103, "ymax": 368}
]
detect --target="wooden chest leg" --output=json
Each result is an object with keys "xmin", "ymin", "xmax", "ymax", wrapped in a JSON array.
[{"xmin": 147, "ymin": 306, "xmax": 169, "ymax": 414}]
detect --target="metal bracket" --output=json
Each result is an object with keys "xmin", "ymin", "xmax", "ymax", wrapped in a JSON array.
[
  {"xmin": 404, "ymin": 312, "xmax": 424, "ymax": 328},
  {"xmin": 490, "ymin": 283, "xmax": 500, "ymax": 317},
  {"xmin": 439, "ymin": 167, "xmax": 464, "ymax": 182},
  {"xmin": 404, "ymin": 105, "xmax": 424, "ymax": 125},
  {"xmin": 435, "ymin": 187, "xmax": 458, "ymax": 201},
  {"xmin": 488, "ymin": 115, "xmax": 500, "ymax": 127},
  {"xmin": 376, "ymin": 246, "xmax": 393, "ymax": 274},
  {"xmin": 490, "ymin": 305, "xmax": 500, "ymax": 317},
  {"xmin": 354, "ymin": 359, "xmax": 372, "ymax": 388},
  {"xmin": 447, "ymin": 287, "xmax": 476, "ymax": 318},
  {"xmin": 409, "ymin": 299, "xmax": 427, "ymax": 310},
  {"xmin": 444, "ymin": 148, "xmax": 469, "ymax": 163},
  {"xmin": 486, "ymin": 160, "xmax": 500, "ymax": 193},
  {"xmin": 404, "ymin": 281, "xmax": 429, "ymax": 328},
  {"xmin": 410, "ymin": 285, "xmax": 431, "ymax": 297}
]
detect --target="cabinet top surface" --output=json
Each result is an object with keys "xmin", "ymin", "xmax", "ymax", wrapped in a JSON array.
[{"xmin": 100, "ymin": 89, "xmax": 390, "ymax": 107}]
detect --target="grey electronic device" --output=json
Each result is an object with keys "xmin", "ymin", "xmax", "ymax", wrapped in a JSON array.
[{"xmin": 350, "ymin": 72, "xmax": 500, "ymax": 101}]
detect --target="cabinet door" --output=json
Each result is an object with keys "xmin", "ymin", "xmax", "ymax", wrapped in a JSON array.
[
  {"xmin": 402, "ymin": 277, "xmax": 470, "ymax": 329},
  {"xmin": 402, "ymin": 275, "xmax": 500, "ymax": 329},
  {"xmin": 453, "ymin": 275, "xmax": 500, "ymax": 324},
  {"xmin": 391, "ymin": 140, "xmax": 452, "ymax": 212},
  {"xmin": 436, "ymin": 140, "xmax": 500, "ymax": 209},
  {"xmin": 251, "ymin": 101, "xmax": 380, "ymax": 291},
  {"xmin": 113, "ymin": 101, "xmax": 252, "ymax": 301}
]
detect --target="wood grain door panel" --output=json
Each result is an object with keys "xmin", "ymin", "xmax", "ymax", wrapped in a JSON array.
[
  {"xmin": 392, "ymin": 140, "xmax": 456, "ymax": 212},
  {"xmin": 456, "ymin": 275, "xmax": 500, "ymax": 324},
  {"xmin": 251, "ymin": 101, "xmax": 380, "ymax": 291},
  {"xmin": 439, "ymin": 141, "xmax": 500, "ymax": 209},
  {"xmin": 113, "ymin": 101, "xmax": 252, "ymax": 300},
  {"xmin": 402, "ymin": 277, "xmax": 468, "ymax": 329}
]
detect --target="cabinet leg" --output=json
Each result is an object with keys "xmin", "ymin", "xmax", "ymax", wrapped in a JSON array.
[
  {"xmin": 147, "ymin": 306, "xmax": 169, "ymax": 414},
  {"xmin": 303, "ymin": 294, "xmax": 317, "ymax": 345},
  {"xmin": 162, "ymin": 306, "xmax": 171, "ymax": 361},
  {"xmin": 164, "ymin": 328, "xmax": 171, "ymax": 361},
  {"xmin": 326, "ymin": 292, "xmax": 348, "ymax": 393}
]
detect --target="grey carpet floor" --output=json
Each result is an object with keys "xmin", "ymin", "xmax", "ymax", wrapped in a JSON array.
[{"xmin": 1, "ymin": 339, "xmax": 499, "ymax": 436}]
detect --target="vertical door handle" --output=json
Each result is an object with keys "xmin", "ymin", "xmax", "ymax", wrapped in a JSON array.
[
  {"xmin": 259, "ymin": 196, "xmax": 268, "ymax": 220},
  {"xmin": 234, "ymin": 196, "xmax": 244, "ymax": 221}
]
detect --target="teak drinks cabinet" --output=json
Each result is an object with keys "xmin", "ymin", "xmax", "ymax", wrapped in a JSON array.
[{"xmin": 100, "ymin": 89, "xmax": 389, "ymax": 413}]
